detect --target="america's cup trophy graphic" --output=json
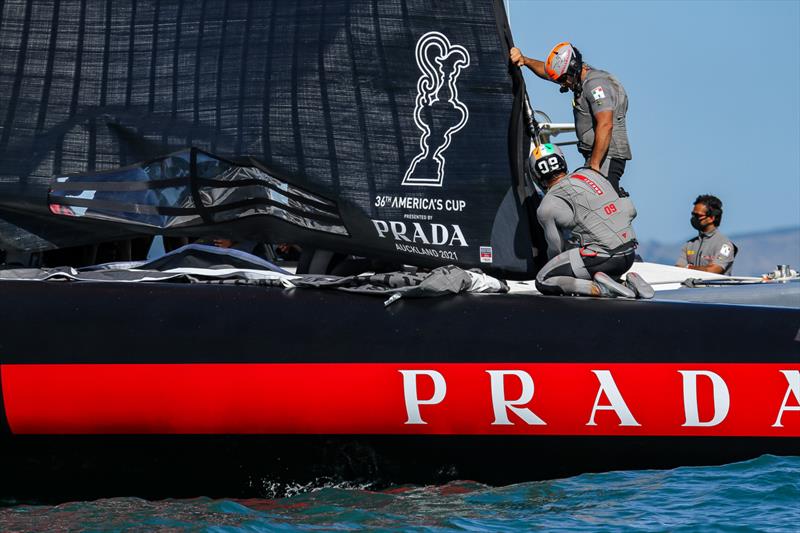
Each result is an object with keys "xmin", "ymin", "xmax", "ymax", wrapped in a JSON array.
[{"xmin": 402, "ymin": 32, "xmax": 471, "ymax": 187}]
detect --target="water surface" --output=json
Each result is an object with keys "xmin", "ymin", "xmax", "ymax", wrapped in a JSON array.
[{"xmin": 1, "ymin": 455, "xmax": 798, "ymax": 531}]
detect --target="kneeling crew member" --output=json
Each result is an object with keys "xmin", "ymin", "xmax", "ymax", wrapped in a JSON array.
[
  {"xmin": 532, "ymin": 144, "xmax": 652, "ymax": 298},
  {"xmin": 676, "ymin": 194, "xmax": 736, "ymax": 275}
]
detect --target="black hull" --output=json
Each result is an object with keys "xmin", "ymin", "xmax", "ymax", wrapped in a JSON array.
[
  {"xmin": 0, "ymin": 280, "xmax": 798, "ymax": 501},
  {"xmin": 1, "ymin": 280, "xmax": 797, "ymax": 365},
  {"xmin": 1, "ymin": 435, "xmax": 798, "ymax": 503}
]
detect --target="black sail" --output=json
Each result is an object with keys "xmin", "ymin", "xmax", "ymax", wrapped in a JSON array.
[{"xmin": 0, "ymin": 0, "xmax": 540, "ymax": 277}]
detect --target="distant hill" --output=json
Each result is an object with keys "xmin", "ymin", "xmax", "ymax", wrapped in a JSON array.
[{"xmin": 637, "ymin": 227, "xmax": 800, "ymax": 276}]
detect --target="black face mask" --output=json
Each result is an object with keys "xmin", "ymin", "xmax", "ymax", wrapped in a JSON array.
[{"xmin": 690, "ymin": 216, "xmax": 705, "ymax": 231}]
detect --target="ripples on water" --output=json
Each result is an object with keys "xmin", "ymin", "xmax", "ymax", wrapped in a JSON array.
[{"xmin": 1, "ymin": 455, "xmax": 799, "ymax": 531}]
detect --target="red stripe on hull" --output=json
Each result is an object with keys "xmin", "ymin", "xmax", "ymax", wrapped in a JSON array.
[{"xmin": 1, "ymin": 363, "xmax": 798, "ymax": 436}]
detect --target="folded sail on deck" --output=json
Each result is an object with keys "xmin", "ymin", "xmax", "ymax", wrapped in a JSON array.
[{"xmin": 0, "ymin": 0, "xmax": 541, "ymax": 277}]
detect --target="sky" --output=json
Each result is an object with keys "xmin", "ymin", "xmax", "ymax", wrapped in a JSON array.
[{"xmin": 505, "ymin": 0, "xmax": 800, "ymax": 243}]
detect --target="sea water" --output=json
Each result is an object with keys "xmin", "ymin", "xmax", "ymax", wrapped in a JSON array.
[{"xmin": 1, "ymin": 455, "xmax": 798, "ymax": 531}]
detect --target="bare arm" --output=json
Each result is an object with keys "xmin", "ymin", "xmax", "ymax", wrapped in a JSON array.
[
  {"xmin": 509, "ymin": 47, "xmax": 549, "ymax": 81},
  {"xmin": 688, "ymin": 240, "xmax": 734, "ymax": 274},
  {"xmin": 676, "ymin": 243, "xmax": 725, "ymax": 272},
  {"xmin": 687, "ymin": 264, "xmax": 725, "ymax": 274},
  {"xmin": 589, "ymin": 110, "xmax": 613, "ymax": 172}
]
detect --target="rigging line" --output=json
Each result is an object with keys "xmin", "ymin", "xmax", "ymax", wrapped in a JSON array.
[{"xmin": 503, "ymin": 0, "xmax": 540, "ymax": 145}]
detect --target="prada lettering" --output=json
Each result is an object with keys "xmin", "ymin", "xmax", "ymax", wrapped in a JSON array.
[
  {"xmin": 399, "ymin": 368, "xmax": 800, "ymax": 432},
  {"xmin": 372, "ymin": 219, "xmax": 468, "ymax": 247}
]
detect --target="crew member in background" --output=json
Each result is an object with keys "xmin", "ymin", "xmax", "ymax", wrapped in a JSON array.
[
  {"xmin": 531, "ymin": 144, "xmax": 653, "ymax": 299},
  {"xmin": 676, "ymin": 194, "xmax": 736, "ymax": 275},
  {"xmin": 207, "ymin": 237, "xmax": 274, "ymax": 261},
  {"xmin": 510, "ymin": 42, "xmax": 632, "ymax": 195}
]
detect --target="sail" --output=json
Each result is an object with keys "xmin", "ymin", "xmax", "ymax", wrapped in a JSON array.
[{"xmin": 0, "ymin": 0, "xmax": 541, "ymax": 277}]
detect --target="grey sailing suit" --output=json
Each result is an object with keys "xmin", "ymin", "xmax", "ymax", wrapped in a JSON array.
[
  {"xmin": 535, "ymin": 168, "xmax": 637, "ymax": 296},
  {"xmin": 676, "ymin": 229, "xmax": 736, "ymax": 275},
  {"xmin": 574, "ymin": 68, "xmax": 631, "ymax": 193}
]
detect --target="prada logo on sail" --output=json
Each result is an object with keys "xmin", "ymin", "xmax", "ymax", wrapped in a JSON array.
[
  {"xmin": 372, "ymin": 219, "xmax": 468, "ymax": 247},
  {"xmin": 402, "ymin": 32, "xmax": 471, "ymax": 188}
]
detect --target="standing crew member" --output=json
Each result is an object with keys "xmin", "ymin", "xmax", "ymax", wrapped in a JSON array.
[
  {"xmin": 510, "ymin": 43, "xmax": 632, "ymax": 195},
  {"xmin": 531, "ymin": 144, "xmax": 652, "ymax": 299},
  {"xmin": 676, "ymin": 194, "xmax": 736, "ymax": 275}
]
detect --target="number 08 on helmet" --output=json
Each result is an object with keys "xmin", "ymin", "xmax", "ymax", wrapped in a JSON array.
[{"xmin": 530, "ymin": 143, "xmax": 568, "ymax": 190}]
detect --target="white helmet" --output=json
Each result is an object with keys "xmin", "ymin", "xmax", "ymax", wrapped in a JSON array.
[{"xmin": 530, "ymin": 143, "xmax": 568, "ymax": 189}]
